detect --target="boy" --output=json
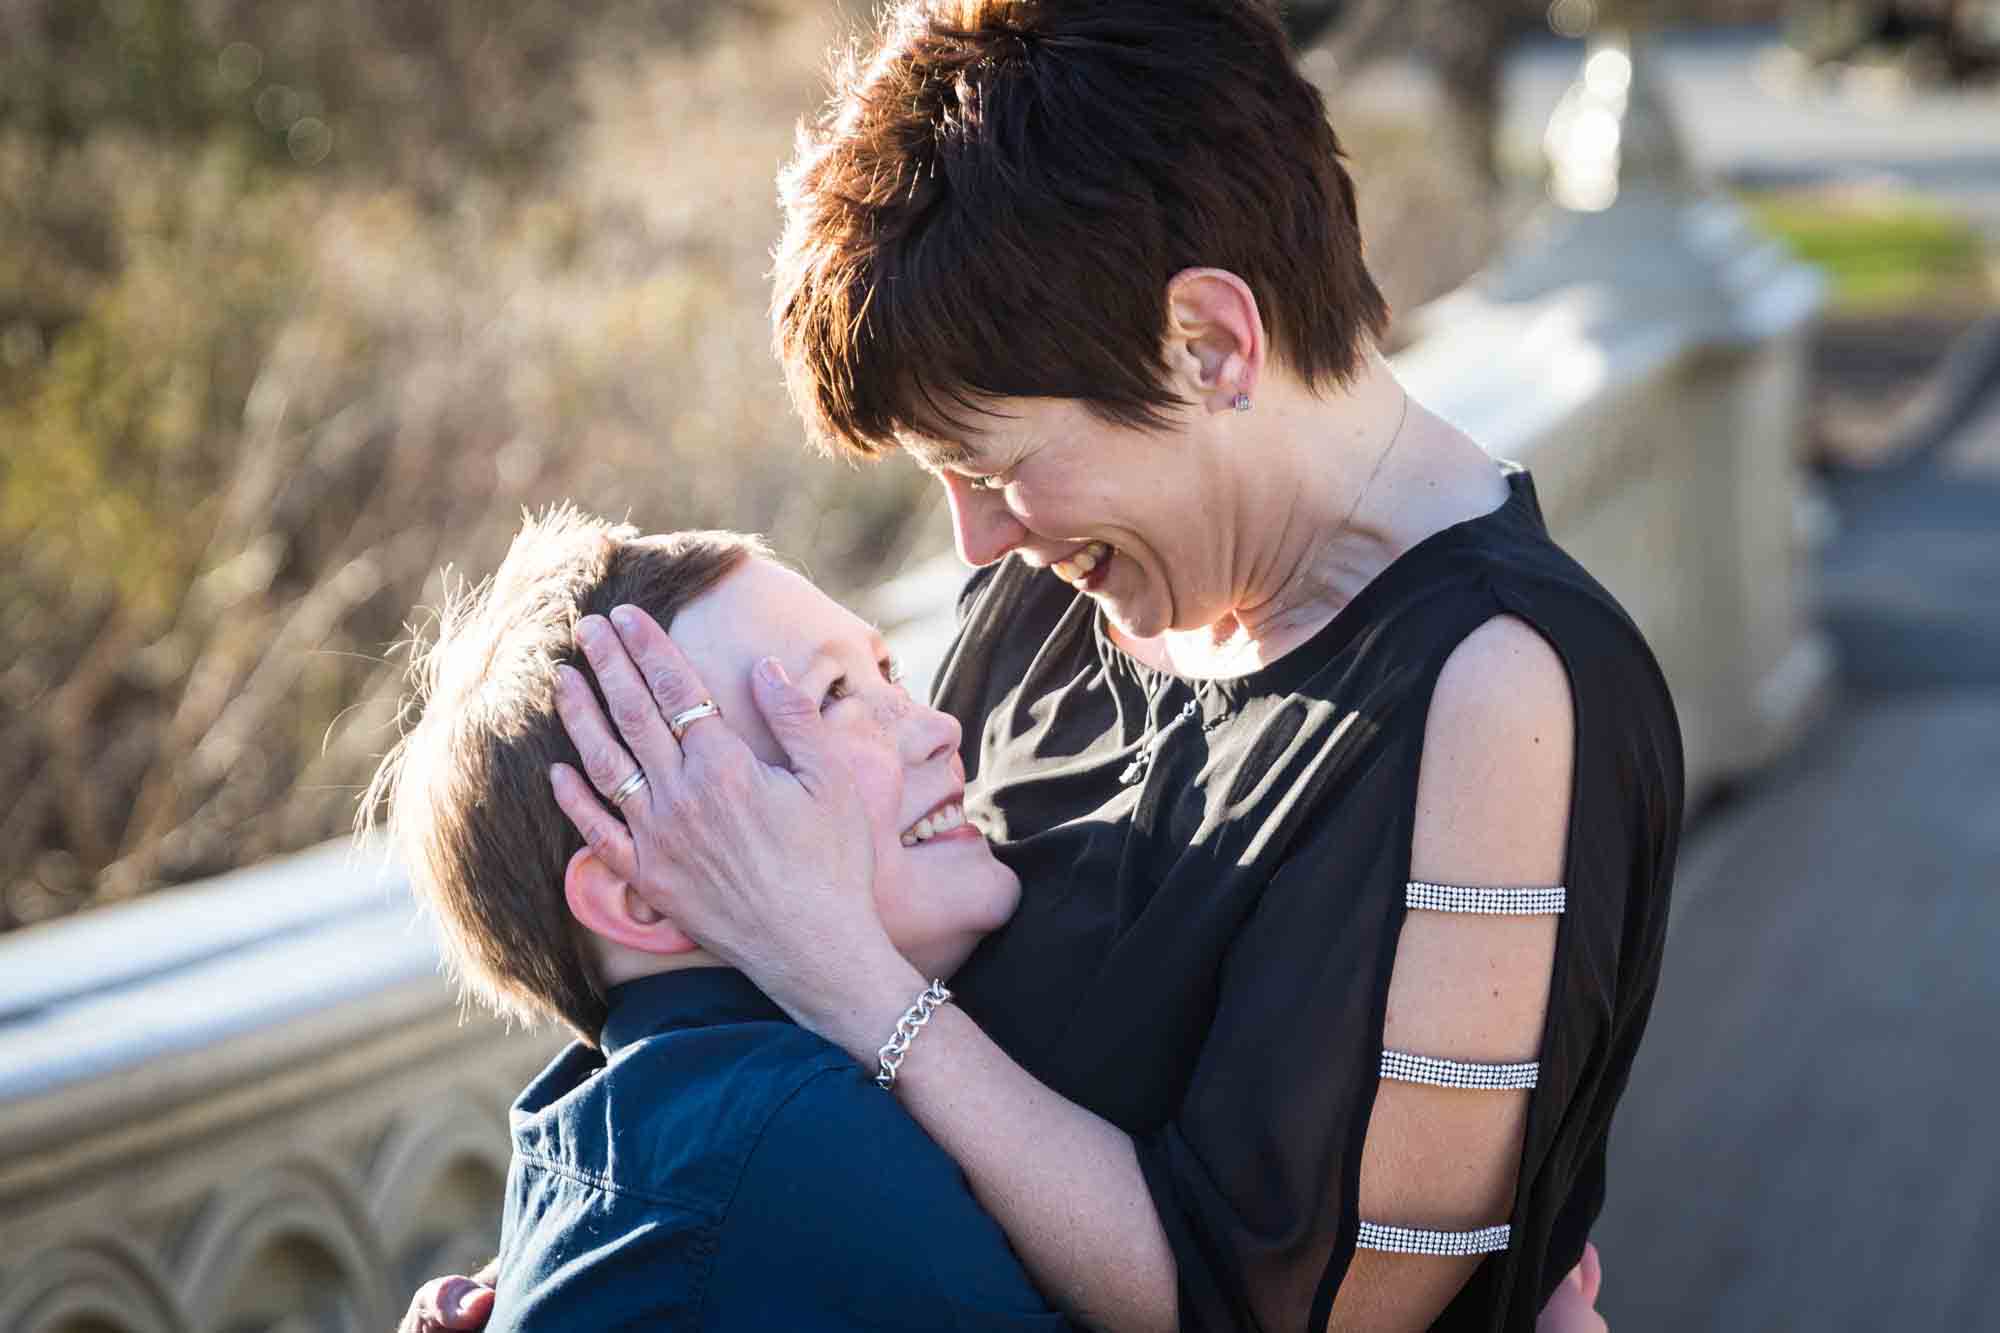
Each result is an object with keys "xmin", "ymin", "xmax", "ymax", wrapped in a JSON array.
[{"xmin": 368, "ymin": 505, "xmax": 1071, "ymax": 1330}]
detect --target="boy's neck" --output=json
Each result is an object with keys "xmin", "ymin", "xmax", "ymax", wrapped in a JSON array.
[{"xmin": 596, "ymin": 944, "xmax": 730, "ymax": 990}]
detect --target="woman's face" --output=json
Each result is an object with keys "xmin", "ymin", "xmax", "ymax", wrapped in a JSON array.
[
  {"xmin": 666, "ymin": 557, "xmax": 1020, "ymax": 980},
  {"xmin": 907, "ymin": 397, "xmax": 1221, "ymax": 641}
]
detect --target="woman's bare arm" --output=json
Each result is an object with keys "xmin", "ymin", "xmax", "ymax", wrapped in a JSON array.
[
  {"xmin": 1327, "ymin": 616, "xmax": 1573, "ymax": 1330},
  {"xmin": 795, "ymin": 949, "xmax": 1180, "ymax": 1333}
]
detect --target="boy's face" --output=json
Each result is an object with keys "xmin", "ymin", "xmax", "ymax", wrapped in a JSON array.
[{"xmin": 665, "ymin": 557, "xmax": 1020, "ymax": 979}]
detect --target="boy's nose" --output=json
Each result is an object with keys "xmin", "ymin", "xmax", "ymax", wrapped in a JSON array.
[{"xmin": 905, "ymin": 700, "xmax": 961, "ymax": 766}]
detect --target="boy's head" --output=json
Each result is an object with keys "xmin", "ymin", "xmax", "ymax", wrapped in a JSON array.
[{"xmin": 367, "ymin": 506, "xmax": 1019, "ymax": 1044}]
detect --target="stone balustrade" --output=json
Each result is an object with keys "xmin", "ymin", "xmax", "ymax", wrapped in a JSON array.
[
  {"xmin": 0, "ymin": 36, "xmax": 1829, "ymax": 1332},
  {"xmin": 1397, "ymin": 32, "xmax": 1832, "ymax": 794},
  {"xmin": 0, "ymin": 844, "xmax": 563, "ymax": 1332}
]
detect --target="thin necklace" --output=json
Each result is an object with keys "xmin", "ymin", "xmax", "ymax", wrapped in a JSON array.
[
  {"xmin": 1196, "ymin": 384, "xmax": 1414, "ymax": 674},
  {"xmin": 1341, "ymin": 386, "xmax": 1411, "ymax": 537},
  {"xmin": 1211, "ymin": 385, "xmax": 1413, "ymax": 666},
  {"xmin": 1117, "ymin": 388, "xmax": 1412, "ymax": 788},
  {"xmin": 1119, "ymin": 683, "xmax": 1208, "ymax": 786}
]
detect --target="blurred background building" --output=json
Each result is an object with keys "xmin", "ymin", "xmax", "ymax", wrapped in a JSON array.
[{"xmin": 1, "ymin": 1, "xmax": 1995, "ymax": 1328}]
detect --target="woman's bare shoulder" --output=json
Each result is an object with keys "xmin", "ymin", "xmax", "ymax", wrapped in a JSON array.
[{"xmin": 1415, "ymin": 614, "xmax": 1574, "ymax": 884}]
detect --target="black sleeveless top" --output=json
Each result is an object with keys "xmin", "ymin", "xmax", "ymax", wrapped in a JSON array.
[{"xmin": 938, "ymin": 468, "xmax": 1682, "ymax": 1332}]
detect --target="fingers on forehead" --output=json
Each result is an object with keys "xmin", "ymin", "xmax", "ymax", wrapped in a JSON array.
[
  {"xmin": 598, "ymin": 607, "xmax": 740, "ymax": 767},
  {"xmin": 608, "ymin": 605, "xmax": 714, "ymax": 713}
]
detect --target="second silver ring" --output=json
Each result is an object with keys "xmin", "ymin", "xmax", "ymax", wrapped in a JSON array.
[{"xmin": 668, "ymin": 699, "xmax": 723, "ymax": 743}]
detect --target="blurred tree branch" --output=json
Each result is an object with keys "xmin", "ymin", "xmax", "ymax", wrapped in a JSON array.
[
  {"xmin": 1312, "ymin": 0, "xmax": 1549, "ymax": 193},
  {"xmin": 0, "ymin": 0, "xmax": 848, "ymax": 926}
]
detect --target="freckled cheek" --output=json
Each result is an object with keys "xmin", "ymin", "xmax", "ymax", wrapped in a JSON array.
[{"xmin": 838, "ymin": 745, "xmax": 907, "ymax": 840}]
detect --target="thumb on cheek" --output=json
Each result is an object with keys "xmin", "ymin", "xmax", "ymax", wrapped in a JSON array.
[{"xmin": 752, "ymin": 658, "xmax": 820, "ymax": 753}]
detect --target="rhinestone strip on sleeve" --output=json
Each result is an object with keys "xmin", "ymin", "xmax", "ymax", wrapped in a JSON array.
[
  {"xmin": 1356, "ymin": 1222, "xmax": 1512, "ymax": 1257},
  {"xmin": 1379, "ymin": 1050, "xmax": 1540, "ymax": 1091},
  {"xmin": 1405, "ymin": 882, "xmax": 1566, "ymax": 915}
]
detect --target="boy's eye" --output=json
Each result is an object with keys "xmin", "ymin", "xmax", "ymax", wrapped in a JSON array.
[
  {"xmin": 966, "ymin": 472, "xmax": 1007, "ymax": 493},
  {"xmin": 821, "ymin": 675, "xmax": 851, "ymax": 711},
  {"xmin": 822, "ymin": 658, "xmax": 901, "ymax": 711}
]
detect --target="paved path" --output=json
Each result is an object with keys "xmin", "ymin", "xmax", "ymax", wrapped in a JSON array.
[{"xmin": 1590, "ymin": 375, "xmax": 2000, "ymax": 1329}]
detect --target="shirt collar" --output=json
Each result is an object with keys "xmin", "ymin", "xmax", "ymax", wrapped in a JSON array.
[{"xmin": 599, "ymin": 967, "xmax": 789, "ymax": 1057}]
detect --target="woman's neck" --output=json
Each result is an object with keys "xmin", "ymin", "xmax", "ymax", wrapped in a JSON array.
[{"xmin": 1142, "ymin": 358, "xmax": 1506, "ymax": 680}]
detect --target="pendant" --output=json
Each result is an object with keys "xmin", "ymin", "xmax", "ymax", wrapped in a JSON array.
[{"xmin": 1119, "ymin": 699, "xmax": 1199, "ymax": 785}]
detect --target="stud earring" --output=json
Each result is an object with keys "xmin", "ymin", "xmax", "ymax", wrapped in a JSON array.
[{"xmin": 1231, "ymin": 392, "xmax": 1252, "ymax": 413}]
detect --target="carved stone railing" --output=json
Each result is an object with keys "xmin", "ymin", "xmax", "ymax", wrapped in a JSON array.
[
  {"xmin": 0, "ymin": 37, "xmax": 1828, "ymax": 1333},
  {"xmin": 0, "ymin": 843, "xmax": 563, "ymax": 1332}
]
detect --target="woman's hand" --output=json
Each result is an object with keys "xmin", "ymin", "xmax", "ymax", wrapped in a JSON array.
[
  {"xmin": 550, "ymin": 606, "xmax": 911, "ymax": 1030},
  {"xmin": 1535, "ymin": 1243, "xmax": 1607, "ymax": 1333},
  {"xmin": 397, "ymin": 1274, "xmax": 494, "ymax": 1333}
]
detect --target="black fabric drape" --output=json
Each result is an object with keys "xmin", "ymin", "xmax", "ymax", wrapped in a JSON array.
[{"xmin": 939, "ymin": 468, "xmax": 1681, "ymax": 1332}]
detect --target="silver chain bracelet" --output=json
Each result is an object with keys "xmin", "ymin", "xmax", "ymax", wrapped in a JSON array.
[{"xmin": 875, "ymin": 980, "xmax": 954, "ymax": 1090}]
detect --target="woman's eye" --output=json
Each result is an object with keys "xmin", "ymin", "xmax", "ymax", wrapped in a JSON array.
[
  {"xmin": 882, "ymin": 656, "xmax": 904, "ymax": 685},
  {"xmin": 967, "ymin": 473, "xmax": 1007, "ymax": 493}
]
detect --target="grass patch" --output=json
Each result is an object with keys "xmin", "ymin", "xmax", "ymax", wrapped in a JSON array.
[{"xmin": 1746, "ymin": 191, "xmax": 1994, "ymax": 313}]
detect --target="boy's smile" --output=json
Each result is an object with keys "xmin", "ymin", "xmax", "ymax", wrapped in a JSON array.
[{"xmin": 663, "ymin": 556, "xmax": 1021, "ymax": 981}]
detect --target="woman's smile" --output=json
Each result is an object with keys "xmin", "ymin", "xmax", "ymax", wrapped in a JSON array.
[{"xmin": 1051, "ymin": 540, "xmax": 1113, "ymax": 591}]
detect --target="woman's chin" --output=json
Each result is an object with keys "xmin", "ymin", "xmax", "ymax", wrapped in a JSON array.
[
  {"xmin": 1087, "ymin": 570, "xmax": 1170, "ymax": 639},
  {"xmin": 1103, "ymin": 598, "xmax": 1167, "ymax": 641}
]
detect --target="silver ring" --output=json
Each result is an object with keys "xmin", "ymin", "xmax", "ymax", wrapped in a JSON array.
[
  {"xmin": 608, "ymin": 769, "xmax": 649, "ymax": 807},
  {"xmin": 668, "ymin": 699, "xmax": 722, "ymax": 743}
]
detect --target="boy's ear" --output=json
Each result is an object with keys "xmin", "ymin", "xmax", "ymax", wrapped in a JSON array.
[{"xmin": 563, "ymin": 846, "xmax": 700, "ymax": 957}]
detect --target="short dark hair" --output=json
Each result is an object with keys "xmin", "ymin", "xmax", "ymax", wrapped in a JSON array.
[
  {"xmin": 362, "ymin": 507, "xmax": 767, "ymax": 1044},
  {"xmin": 772, "ymin": 0, "xmax": 1390, "ymax": 458}
]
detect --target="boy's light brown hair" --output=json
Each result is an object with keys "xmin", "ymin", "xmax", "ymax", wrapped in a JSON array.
[
  {"xmin": 772, "ymin": 0, "xmax": 1391, "ymax": 458},
  {"xmin": 362, "ymin": 506, "xmax": 768, "ymax": 1045}
]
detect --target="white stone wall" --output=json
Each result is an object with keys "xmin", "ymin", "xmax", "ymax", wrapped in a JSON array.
[
  {"xmin": 1396, "ymin": 189, "xmax": 1830, "ymax": 797},
  {"xmin": 0, "ymin": 843, "xmax": 564, "ymax": 1332}
]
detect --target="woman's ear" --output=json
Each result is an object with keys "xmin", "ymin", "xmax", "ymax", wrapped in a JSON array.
[
  {"xmin": 564, "ymin": 846, "xmax": 701, "ymax": 957},
  {"xmin": 1163, "ymin": 268, "xmax": 1265, "ymax": 413}
]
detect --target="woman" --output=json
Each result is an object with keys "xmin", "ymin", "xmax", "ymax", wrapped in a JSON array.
[{"xmin": 415, "ymin": 2, "xmax": 1672, "ymax": 1328}]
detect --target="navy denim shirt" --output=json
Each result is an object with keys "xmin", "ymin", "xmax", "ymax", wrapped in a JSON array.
[{"xmin": 490, "ymin": 967, "xmax": 1076, "ymax": 1331}]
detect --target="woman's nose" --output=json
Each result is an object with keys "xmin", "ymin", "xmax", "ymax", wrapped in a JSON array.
[{"xmin": 942, "ymin": 475, "xmax": 1028, "ymax": 567}]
